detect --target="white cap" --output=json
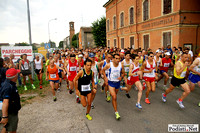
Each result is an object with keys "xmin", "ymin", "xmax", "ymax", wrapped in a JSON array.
[
  {"xmin": 156, "ymin": 50, "xmax": 160, "ymax": 53},
  {"xmin": 121, "ymin": 49, "xmax": 124, "ymax": 53},
  {"xmin": 78, "ymin": 54, "xmax": 83, "ymax": 58},
  {"xmin": 165, "ymin": 52, "xmax": 171, "ymax": 56}
]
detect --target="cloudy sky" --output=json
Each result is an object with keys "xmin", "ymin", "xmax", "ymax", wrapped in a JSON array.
[{"xmin": 0, "ymin": 0, "xmax": 107, "ymax": 46}]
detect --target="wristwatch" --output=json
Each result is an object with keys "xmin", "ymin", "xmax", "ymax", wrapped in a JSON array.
[{"xmin": 2, "ymin": 116, "xmax": 8, "ymax": 119}]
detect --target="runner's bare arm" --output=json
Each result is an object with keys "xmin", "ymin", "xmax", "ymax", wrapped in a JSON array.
[
  {"xmin": 175, "ymin": 61, "xmax": 188, "ymax": 76},
  {"xmin": 64, "ymin": 60, "xmax": 69, "ymax": 75},
  {"xmin": 74, "ymin": 70, "xmax": 83, "ymax": 91},
  {"xmin": 120, "ymin": 63, "xmax": 125, "ymax": 80},
  {"xmin": 91, "ymin": 72, "xmax": 96, "ymax": 89},
  {"xmin": 40, "ymin": 59, "xmax": 43, "ymax": 73},
  {"xmin": 189, "ymin": 58, "xmax": 200, "ymax": 75},
  {"xmin": 129, "ymin": 64, "xmax": 134, "ymax": 77},
  {"xmin": 45, "ymin": 68, "xmax": 48, "ymax": 81},
  {"xmin": 102, "ymin": 64, "xmax": 110, "ymax": 83}
]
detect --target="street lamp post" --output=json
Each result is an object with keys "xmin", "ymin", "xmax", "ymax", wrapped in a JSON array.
[{"xmin": 48, "ymin": 18, "xmax": 57, "ymax": 47}]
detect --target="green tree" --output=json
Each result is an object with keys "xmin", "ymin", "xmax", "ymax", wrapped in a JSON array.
[
  {"xmin": 58, "ymin": 41, "xmax": 64, "ymax": 48},
  {"xmin": 49, "ymin": 41, "xmax": 56, "ymax": 48},
  {"xmin": 91, "ymin": 16, "xmax": 106, "ymax": 47},
  {"xmin": 15, "ymin": 42, "xmax": 29, "ymax": 46},
  {"xmin": 72, "ymin": 33, "xmax": 79, "ymax": 48}
]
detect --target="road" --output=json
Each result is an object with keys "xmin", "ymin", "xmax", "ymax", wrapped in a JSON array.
[
  {"xmin": 85, "ymin": 81, "xmax": 200, "ymax": 133},
  {"xmin": 17, "ymin": 79, "xmax": 200, "ymax": 133}
]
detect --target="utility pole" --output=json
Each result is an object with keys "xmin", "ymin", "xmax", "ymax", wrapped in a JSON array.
[
  {"xmin": 26, "ymin": 0, "xmax": 34, "ymax": 80},
  {"xmin": 27, "ymin": 0, "xmax": 32, "ymax": 45}
]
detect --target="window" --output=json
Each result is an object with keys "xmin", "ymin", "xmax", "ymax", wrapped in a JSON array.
[
  {"xmin": 143, "ymin": 34, "xmax": 149, "ymax": 50},
  {"xmin": 143, "ymin": 0, "xmax": 149, "ymax": 21},
  {"xmin": 114, "ymin": 39, "xmax": 117, "ymax": 48},
  {"xmin": 121, "ymin": 38, "xmax": 124, "ymax": 49},
  {"xmin": 129, "ymin": 7, "xmax": 134, "ymax": 24},
  {"xmin": 107, "ymin": 40, "xmax": 110, "ymax": 47},
  {"xmin": 163, "ymin": 32, "xmax": 171, "ymax": 48},
  {"xmin": 163, "ymin": 0, "xmax": 172, "ymax": 14},
  {"xmin": 130, "ymin": 36, "xmax": 134, "ymax": 48},
  {"xmin": 113, "ymin": 16, "xmax": 116, "ymax": 29},
  {"xmin": 107, "ymin": 19, "xmax": 110, "ymax": 32},
  {"xmin": 120, "ymin": 12, "xmax": 124, "ymax": 27}
]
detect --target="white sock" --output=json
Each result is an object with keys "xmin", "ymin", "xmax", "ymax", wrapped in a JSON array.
[
  {"xmin": 115, "ymin": 112, "xmax": 118, "ymax": 114},
  {"xmin": 164, "ymin": 85, "xmax": 166, "ymax": 87},
  {"xmin": 76, "ymin": 95, "xmax": 79, "ymax": 98}
]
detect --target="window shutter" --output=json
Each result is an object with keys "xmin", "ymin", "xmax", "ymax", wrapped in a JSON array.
[
  {"xmin": 130, "ymin": 8, "xmax": 134, "ymax": 24},
  {"xmin": 121, "ymin": 38, "xmax": 124, "ymax": 49}
]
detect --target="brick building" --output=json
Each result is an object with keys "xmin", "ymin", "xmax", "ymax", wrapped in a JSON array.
[{"xmin": 103, "ymin": 0, "xmax": 200, "ymax": 53}]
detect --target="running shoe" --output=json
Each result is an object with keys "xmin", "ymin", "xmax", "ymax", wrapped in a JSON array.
[
  {"xmin": 91, "ymin": 102, "xmax": 95, "ymax": 109},
  {"xmin": 53, "ymin": 97, "xmax": 57, "ymax": 102},
  {"xmin": 69, "ymin": 89, "xmax": 74, "ymax": 94},
  {"xmin": 32, "ymin": 84, "xmax": 36, "ymax": 89},
  {"xmin": 76, "ymin": 97, "xmax": 80, "ymax": 103},
  {"xmin": 86, "ymin": 114, "xmax": 92, "ymax": 120},
  {"xmin": 57, "ymin": 88, "xmax": 61, "ymax": 92},
  {"xmin": 24, "ymin": 86, "xmax": 28, "ymax": 91},
  {"xmin": 176, "ymin": 100, "xmax": 185, "ymax": 108},
  {"xmin": 66, "ymin": 86, "xmax": 69, "ymax": 90},
  {"xmin": 115, "ymin": 112, "xmax": 120, "ymax": 120},
  {"xmin": 40, "ymin": 85, "xmax": 42, "ymax": 89},
  {"xmin": 162, "ymin": 93, "xmax": 166, "ymax": 103},
  {"xmin": 136, "ymin": 103, "xmax": 142, "ymax": 109},
  {"xmin": 106, "ymin": 91, "xmax": 111, "ymax": 102},
  {"xmin": 143, "ymin": 82, "xmax": 146, "ymax": 90},
  {"xmin": 198, "ymin": 102, "xmax": 200, "ymax": 107},
  {"xmin": 125, "ymin": 93, "xmax": 131, "ymax": 98},
  {"xmin": 145, "ymin": 98, "xmax": 151, "ymax": 104}
]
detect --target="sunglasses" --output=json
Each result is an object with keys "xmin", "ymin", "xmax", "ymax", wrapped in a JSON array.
[{"xmin": 149, "ymin": 56, "xmax": 154, "ymax": 57}]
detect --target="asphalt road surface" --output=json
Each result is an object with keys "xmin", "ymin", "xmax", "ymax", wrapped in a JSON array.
[
  {"xmin": 85, "ymin": 80, "xmax": 200, "ymax": 133},
  {"xmin": 18, "ymin": 79, "xmax": 200, "ymax": 133}
]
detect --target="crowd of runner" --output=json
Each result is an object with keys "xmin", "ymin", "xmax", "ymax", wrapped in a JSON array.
[{"xmin": 0, "ymin": 45, "xmax": 200, "ymax": 121}]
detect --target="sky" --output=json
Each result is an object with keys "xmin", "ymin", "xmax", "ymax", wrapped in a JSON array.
[{"xmin": 0, "ymin": 0, "xmax": 108, "ymax": 46}]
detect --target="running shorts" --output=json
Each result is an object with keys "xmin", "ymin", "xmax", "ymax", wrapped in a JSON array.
[
  {"xmin": 171, "ymin": 76, "xmax": 186, "ymax": 87},
  {"xmin": 127, "ymin": 76, "xmax": 139, "ymax": 85},
  {"xmin": 143, "ymin": 77, "xmax": 155, "ymax": 83},
  {"xmin": 188, "ymin": 73, "xmax": 200, "ymax": 84},
  {"xmin": 108, "ymin": 81, "xmax": 120, "ymax": 89},
  {"xmin": 35, "ymin": 69, "xmax": 44, "ymax": 74}
]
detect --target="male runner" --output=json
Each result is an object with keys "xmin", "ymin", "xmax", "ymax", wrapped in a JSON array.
[
  {"xmin": 121, "ymin": 51, "xmax": 132, "ymax": 98},
  {"xmin": 99, "ymin": 53, "xmax": 112, "ymax": 102},
  {"xmin": 162, "ymin": 52, "xmax": 190, "ymax": 108},
  {"xmin": 103, "ymin": 54, "xmax": 125, "ymax": 120},
  {"xmin": 188, "ymin": 49, "xmax": 200, "ymax": 106},
  {"xmin": 74, "ymin": 59, "xmax": 96, "ymax": 120},
  {"xmin": 122, "ymin": 54, "xmax": 143, "ymax": 109},
  {"xmin": 157, "ymin": 52, "xmax": 173, "ymax": 90},
  {"xmin": 141, "ymin": 52, "xmax": 158, "ymax": 104}
]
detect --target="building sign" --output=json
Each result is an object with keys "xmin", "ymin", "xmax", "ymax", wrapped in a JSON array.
[
  {"xmin": 142, "ymin": 17, "xmax": 173, "ymax": 29},
  {"xmin": 45, "ymin": 43, "xmax": 51, "ymax": 49},
  {"xmin": 38, "ymin": 47, "xmax": 47, "ymax": 60},
  {"xmin": 1, "ymin": 46, "xmax": 33, "ymax": 62}
]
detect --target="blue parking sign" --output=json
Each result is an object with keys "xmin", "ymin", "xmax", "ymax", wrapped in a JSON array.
[{"xmin": 45, "ymin": 43, "xmax": 51, "ymax": 49}]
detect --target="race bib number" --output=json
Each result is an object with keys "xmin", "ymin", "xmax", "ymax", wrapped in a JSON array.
[
  {"xmin": 180, "ymin": 71, "xmax": 186, "ymax": 77},
  {"xmin": 111, "ymin": 73, "xmax": 120, "ymax": 80},
  {"xmin": 125, "ymin": 67, "xmax": 129, "ymax": 72},
  {"xmin": 70, "ymin": 66, "xmax": 76, "ymax": 71},
  {"xmin": 0, "ymin": 101, "xmax": 2, "ymax": 110},
  {"xmin": 157, "ymin": 62, "xmax": 160, "ymax": 67},
  {"xmin": 164, "ymin": 63, "xmax": 170, "ymax": 67},
  {"xmin": 81, "ymin": 84, "xmax": 91, "ymax": 92},
  {"xmin": 50, "ymin": 74, "xmax": 56, "ymax": 79},
  {"xmin": 196, "ymin": 66, "xmax": 200, "ymax": 73}
]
